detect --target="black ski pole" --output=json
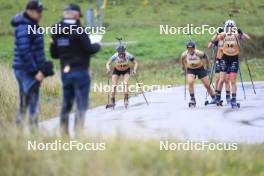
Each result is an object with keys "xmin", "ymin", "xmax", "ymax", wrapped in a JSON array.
[
  {"xmin": 205, "ymin": 48, "xmax": 216, "ymax": 100},
  {"xmin": 105, "ymin": 74, "xmax": 111, "ymax": 109},
  {"xmin": 245, "ymin": 57, "xmax": 256, "ymax": 94},
  {"xmin": 116, "ymin": 37, "xmax": 123, "ymax": 46},
  {"xmin": 184, "ymin": 66, "xmax": 187, "ymax": 101},
  {"xmin": 206, "ymin": 59, "xmax": 216, "ymax": 98},
  {"xmin": 134, "ymin": 74, "xmax": 149, "ymax": 105},
  {"xmin": 238, "ymin": 65, "xmax": 246, "ymax": 99},
  {"xmin": 239, "ymin": 39, "xmax": 256, "ymax": 94}
]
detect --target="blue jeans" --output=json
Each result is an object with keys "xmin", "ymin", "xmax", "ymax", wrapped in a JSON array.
[
  {"xmin": 60, "ymin": 69, "xmax": 90, "ymax": 133},
  {"xmin": 14, "ymin": 70, "xmax": 40, "ymax": 127}
]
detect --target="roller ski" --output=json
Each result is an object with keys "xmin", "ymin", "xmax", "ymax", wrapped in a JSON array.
[
  {"xmin": 188, "ymin": 98, "xmax": 196, "ymax": 108},
  {"xmin": 124, "ymin": 94, "xmax": 129, "ymax": 109},
  {"xmin": 215, "ymin": 98, "xmax": 223, "ymax": 106},
  {"xmin": 204, "ymin": 97, "xmax": 218, "ymax": 106},
  {"xmin": 230, "ymin": 98, "xmax": 240, "ymax": 109},
  {"xmin": 106, "ymin": 97, "xmax": 116, "ymax": 109}
]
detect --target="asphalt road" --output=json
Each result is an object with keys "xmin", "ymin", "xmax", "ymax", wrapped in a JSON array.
[{"xmin": 41, "ymin": 82, "xmax": 264, "ymax": 144}]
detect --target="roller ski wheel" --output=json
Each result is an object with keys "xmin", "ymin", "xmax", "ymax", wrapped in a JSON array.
[
  {"xmin": 216, "ymin": 100, "xmax": 223, "ymax": 106},
  {"xmin": 188, "ymin": 99, "xmax": 196, "ymax": 108}
]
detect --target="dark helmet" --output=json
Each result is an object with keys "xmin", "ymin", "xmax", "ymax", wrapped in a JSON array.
[
  {"xmin": 186, "ymin": 41, "xmax": 195, "ymax": 48},
  {"xmin": 117, "ymin": 45, "xmax": 126, "ymax": 53}
]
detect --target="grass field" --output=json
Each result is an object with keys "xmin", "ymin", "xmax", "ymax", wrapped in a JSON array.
[
  {"xmin": 0, "ymin": 130, "xmax": 264, "ymax": 176},
  {"xmin": 0, "ymin": 0, "xmax": 264, "ymax": 175}
]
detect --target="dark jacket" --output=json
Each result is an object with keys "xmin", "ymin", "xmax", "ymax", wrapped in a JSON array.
[
  {"xmin": 50, "ymin": 19, "xmax": 100, "ymax": 71},
  {"xmin": 11, "ymin": 12, "xmax": 46, "ymax": 75}
]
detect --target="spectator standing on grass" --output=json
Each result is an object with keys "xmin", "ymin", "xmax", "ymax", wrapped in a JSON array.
[
  {"xmin": 50, "ymin": 3, "xmax": 100, "ymax": 135},
  {"xmin": 11, "ymin": 0, "xmax": 54, "ymax": 130}
]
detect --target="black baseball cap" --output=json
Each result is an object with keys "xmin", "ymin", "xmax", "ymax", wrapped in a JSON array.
[
  {"xmin": 26, "ymin": 0, "xmax": 45, "ymax": 12},
  {"xmin": 64, "ymin": 3, "xmax": 83, "ymax": 17}
]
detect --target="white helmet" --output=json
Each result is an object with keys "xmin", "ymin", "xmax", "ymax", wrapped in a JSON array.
[{"xmin": 224, "ymin": 19, "xmax": 236, "ymax": 27}]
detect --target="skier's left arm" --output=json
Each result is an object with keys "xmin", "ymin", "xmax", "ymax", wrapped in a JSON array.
[
  {"xmin": 128, "ymin": 53, "xmax": 138, "ymax": 74},
  {"xmin": 132, "ymin": 59, "xmax": 138, "ymax": 74},
  {"xmin": 238, "ymin": 29, "xmax": 251, "ymax": 40}
]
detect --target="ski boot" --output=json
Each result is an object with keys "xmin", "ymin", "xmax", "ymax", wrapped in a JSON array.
[
  {"xmin": 106, "ymin": 97, "xmax": 115, "ymax": 109},
  {"xmin": 216, "ymin": 98, "xmax": 223, "ymax": 106},
  {"xmin": 188, "ymin": 98, "xmax": 196, "ymax": 108},
  {"xmin": 124, "ymin": 94, "xmax": 129, "ymax": 109},
  {"xmin": 230, "ymin": 98, "xmax": 240, "ymax": 109},
  {"xmin": 205, "ymin": 97, "xmax": 217, "ymax": 106}
]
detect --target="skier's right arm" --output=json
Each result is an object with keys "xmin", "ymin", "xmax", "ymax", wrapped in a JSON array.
[
  {"xmin": 106, "ymin": 58, "xmax": 113, "ymax": 73},
  {"xmin": 208, "ymin": 34, "xmax": 217, "ymax": 49},
  {"xmin": 180, "ymin": 53, "xmax": 187, "ymax": 74}
]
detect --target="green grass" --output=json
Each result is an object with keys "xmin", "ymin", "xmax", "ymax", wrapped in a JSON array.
[
  {"xmin": 0, "ymin": 0, "xmax": 264, "ymax": 175},
  {"xmin": 0, "ymin": 128, "xmax": 263, "ymax": 176},
  {"xmin": 1, "ymin": 0, "xmax": 264, "ymax": 60}
]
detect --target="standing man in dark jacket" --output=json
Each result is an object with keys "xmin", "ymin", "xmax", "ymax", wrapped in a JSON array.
[
  {"xmin": 50, "ymin": 3, "xmax": 100, "ymax": 135},
  {"xmin": 11, "ymin": 0, "xmax": 53, "ymax": 129}
]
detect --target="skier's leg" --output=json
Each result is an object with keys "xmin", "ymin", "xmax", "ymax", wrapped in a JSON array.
[
  {"xmin": 225, "ymin": 74, "xmax": 231, "ymax": 102},
  {"xmin": 111, "ymin": 74, "xmax": 120, "ymax": 105},
  {"xmin": 201, "ymin": 76, "xmax": 215, "ymax": 98},
  {"xmin": 187, "ymin": 73, "xmax": 196, "ymax": 101},
  {"xmin": 123, "ymin": 73, "xmax": 129, "ymax": 105},
  {"xmin": 230, "ymin": 73, "xmax": 237, "ymax": 100},
  {"xmin": 214, "ymin": 59, "xmax": 221, "ymax": 91},
  {"xmin": 215, "ymin": 73, "xmax": 220, "ymax": 91},
  {"xmin": 230, "ymin": 57, "xmax": 239, "ymax": 103},
  {"xmin": 123, "ymin": 73, "xmax": 129, "ymax": 95},
  {"xmin": 216, "ymin": 57, "xmax": 228, "ymax": 101}
]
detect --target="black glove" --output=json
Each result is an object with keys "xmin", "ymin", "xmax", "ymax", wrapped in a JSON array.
[
  {"xmin": 40, "ymin": 61, "xmax": 54, "ymax": 77},
  {"xmin": 238, "ymin": 28, "xmax": 243, "ymax": 35}
]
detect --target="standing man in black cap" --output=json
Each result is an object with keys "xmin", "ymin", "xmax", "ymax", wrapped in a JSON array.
[
  {"xmin": 50, "ymin": 3, "xmax": 100, "ymax": 135},
  {"xmin": 11, "ymin": 0, "xmax": 53, "ymax": 130}
]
